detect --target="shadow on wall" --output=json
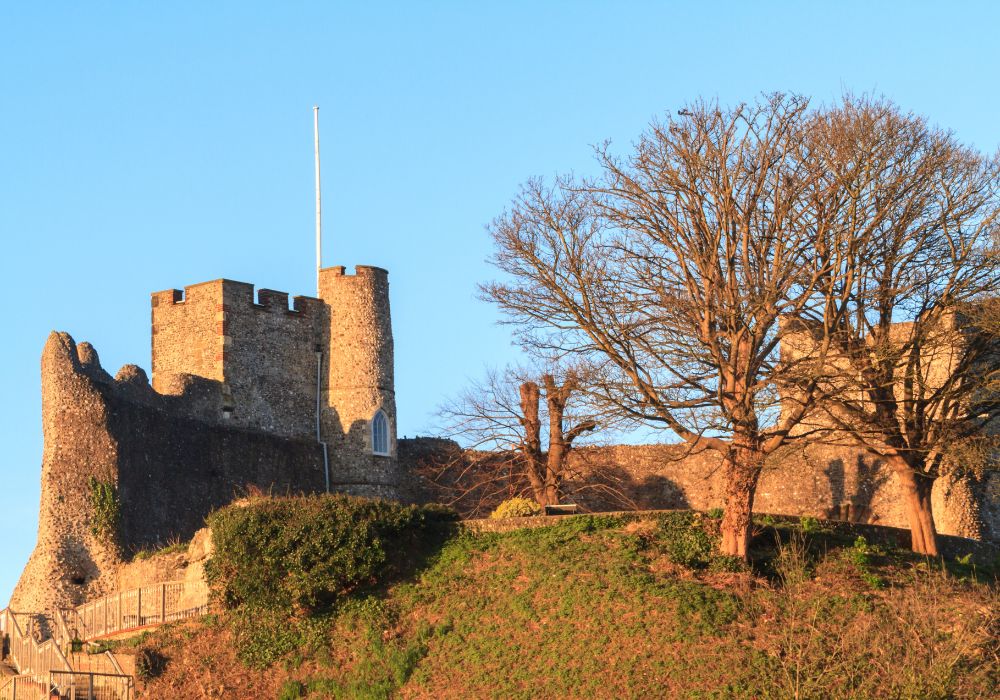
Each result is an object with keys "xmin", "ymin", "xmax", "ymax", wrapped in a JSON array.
[
  {"xmin": 401, "ymin": 438, "xmax": 690, "ymax": 518},
  {"xmin": 823, "ymin": 455, "xmax": 890, "ymax": 524},
  {"xmin": 564, "ymin": 465, "xmax": 690, "ymax": 513}
]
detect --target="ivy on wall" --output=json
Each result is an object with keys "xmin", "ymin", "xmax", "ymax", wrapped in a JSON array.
[{"xmin": 88, "ymin": 476, "xmax": 120, "ymax": 543}]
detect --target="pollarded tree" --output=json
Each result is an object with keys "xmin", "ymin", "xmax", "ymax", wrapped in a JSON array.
[
  {"xmin": 793, "ymin": 97, "xmax": 1000, "ymax": 555},
  {"xmin": 483, "ymin": 95, "xmax": 852, "ymax": 558},
  {"xmin": 429, "ymin": 366, "xmax": 600, "ymax": 511}
]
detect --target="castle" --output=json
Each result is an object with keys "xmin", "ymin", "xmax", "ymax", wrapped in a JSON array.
[
  {"xmin": 11, "ymin": 265, "xmax": 404, "ymax": 613},
  {"xmin": 11, "ymin": 265, "xmax": 1000, "ymax": 615}
]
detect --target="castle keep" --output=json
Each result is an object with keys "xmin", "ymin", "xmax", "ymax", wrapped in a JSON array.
[
  {"xmin": 11, "ymin": 265, "xmax": 403, "ymax": 613},
  {"xmin": 11, "ymin": 264, "xmax": 1000, "ymax": 617}
]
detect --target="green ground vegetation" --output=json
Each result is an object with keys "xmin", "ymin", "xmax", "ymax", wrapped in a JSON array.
[{"xmin": 134, "ymin": 496, "xmax": 999, "ymax": 700}]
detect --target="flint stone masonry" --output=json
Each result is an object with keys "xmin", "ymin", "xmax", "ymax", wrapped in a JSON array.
[
  {"xmin": 10, "ymin": 332, "xmax": 328, "ymax": 613},
  {"xmin": 152, "ymin": 279, "xmax": 326, "ymax": 439},
  {"xmin": 13, "ymin": 266, "xmax": 401, "ymax": 614},
  {"xmin": 116, "ymin": 528, "xmax": 213, "ymax": 610},
  {"xmin": 319, "ymin": 266, "xmax": 397, "ymax": 455},
  {"xmin": 400, "ymin": 439, "xmax": 999, "ymax": 544}
]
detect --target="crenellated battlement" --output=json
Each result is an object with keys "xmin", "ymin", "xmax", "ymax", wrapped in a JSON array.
[
  {"xmin": 7, "ymin": 173, "xmax": 405, "ymax": 615},
  {"xmin": 149, "ymin": 269, "xmax": 394, "ymax": 446},
  {"xmin": 152, "ymin": 280, "xmax": 323, "ymax": 319},
  {"xmin": 321, "ymin": 264, "xmax": 389, "ymax": 280}
]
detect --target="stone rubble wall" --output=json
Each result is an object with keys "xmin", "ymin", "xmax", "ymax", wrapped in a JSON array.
[
  {"xmin": 152, "ymin": 280, "xmax": 327, "ymax": 439},
  {"xmin": 115, "ymin": 527, "xmax": 213, "ymax": 612},
  {"xmin": 10, "ymin": 333, "xmax": 124, "ymax": 614},
  {"xmin": 12, "ymin": 267, "xmax": 402, "ymax": 614},
  {"xmin": 400, "ymin": 438, "xmax": 999, "ymax": 543},
  {"xmin": 149, "ymin": 271, "xmax": 401, "ymax": 499},
  {"xmin": 11, "ymin": 333, "xmax": 330, "ymax": 614}
]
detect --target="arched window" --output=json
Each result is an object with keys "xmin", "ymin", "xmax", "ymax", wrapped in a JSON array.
[{"xmin": 372, "ymin": 409, "xmax": 390, "ymax": 456}]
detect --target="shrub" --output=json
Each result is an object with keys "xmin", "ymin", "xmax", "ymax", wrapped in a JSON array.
[
  {"xmin": 658, "ymin": 512, "xmax": 716, "ymax": 568},
  {"xmin": 134, "ymin": 647, "xmax": 167, "ymax": 680},
  {"xmin": 133, "ymin": 538, "xmax": 189, "ymax": 562},
  {"xmin": 774, "ymin": 530, "xmax": 813, "ymax": 587},
  {"xmin": 706, "ymin": 507, "xmax": 724, "ymax": 520},
  {"xmin": 757, "ymin": 513, "xmax": 778, "ymax": 527},
  {"xmin": 708, "ymin": 555, "xmax": 748, "ymax": 573},
  {"xmin": 205, "ymin": 494, "xmax": 456, "ymax": 614},
  {"xmin": 799, "ymin": 515, "xmax": 821, "ymax": 534},
  {"xmin": 843, "ymin": 535, "xmax": 885, "ymax": 589},
  {"xmin": 490, "ymin": 497, "xmax": 543, "ymax": 519}
]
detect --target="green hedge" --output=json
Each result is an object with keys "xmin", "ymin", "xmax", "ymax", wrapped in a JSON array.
[{"xmin": 205, "ymin": 495, "xmax": 456, "ymax": 614}]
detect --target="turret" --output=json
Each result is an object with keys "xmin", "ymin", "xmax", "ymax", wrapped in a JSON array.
[{"xmin": 318, "ymin": 265, "xmax": 396, "ymax": 459}]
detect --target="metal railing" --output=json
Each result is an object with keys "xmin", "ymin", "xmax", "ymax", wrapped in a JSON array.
[
  {"xmin": 65, "ymin": 651, "xmax": 122, "ymax": 679},
  {"xmin": 60, "ymin": 581, "xmax": 208, "ymax": 642},
  {"xmin": 0, "ymin": 671, "xmax": 132, "ymax": 700},
  {"xmin": 0, "ymin": 580, "xmax": 206, "ymax": 698},
  {"xmin": 0, "ymin": 609, "xmax": 71, "ymax": 677}
]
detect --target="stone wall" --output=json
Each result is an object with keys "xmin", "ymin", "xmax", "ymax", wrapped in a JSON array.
[
  {"xmin": 151, "ymin": 282, "xmax": 227, "ymax": 389},
  {"xmin": 215, "ymin": 285, "xmax": 325, "ymax": 439},
  {"xmin": 400, "ymin": 438, "xmax": 999, "ymax": 543},
  {"xmin": 11, "ymin": 332, "xmax": 329, "ymax": 614},
  {"xmin": 152, "ymin": 280, "xmax": 326, "ymax": 439},
  {"xmin": 116, "ymin": 528, "xmax": 213, "ymax": 608},
  {"xmin": 151, "ymin": 271, "xmax": 399, "ymax": 493},
  {"xmin": 13, "ymin": 267, "xmax": 402, "ymax": 614}
]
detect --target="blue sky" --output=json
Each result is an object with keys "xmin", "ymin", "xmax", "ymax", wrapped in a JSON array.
[{"xmin": 2, "ymin": 1, "xmax": 998, "ymax": 605}]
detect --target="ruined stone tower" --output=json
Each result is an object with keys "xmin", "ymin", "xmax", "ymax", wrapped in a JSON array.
[{"xmin": 11, "ymin": 265, "xmax": 401, "ymax": 613}]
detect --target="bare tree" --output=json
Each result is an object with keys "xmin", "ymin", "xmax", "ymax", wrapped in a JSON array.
[
  {"xmin": 483, "ymin": 95, "xmax": 851, "ymax": 558},
  {"xmin": 429, "ymin": 366, "xmax": 600, "ymax": 511},
  {"xmin": 792, "ymin": 97, "xmax": 1000, "ymax": 555}
]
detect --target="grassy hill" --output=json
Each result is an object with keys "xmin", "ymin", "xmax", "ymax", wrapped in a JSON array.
[{"xmin": 112, "ymin": 497, "xmax": 997, "ymax": 699}]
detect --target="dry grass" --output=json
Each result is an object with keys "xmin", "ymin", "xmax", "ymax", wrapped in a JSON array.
[{"xmin": 130, "ymin": 513, "xmax": 998, "ymax": 699}]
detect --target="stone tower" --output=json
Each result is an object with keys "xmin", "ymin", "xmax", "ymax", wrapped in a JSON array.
[
  {"xmin": 148, "ymin": 265, "xmax": 398, "ymax": 495},
  {"xmin": 318, "ymin": 266, "xmax": 397, "ymax": 484},
  {"xmin": 14, "ymin": 264, "xmax": 403, "ymax": 614}
]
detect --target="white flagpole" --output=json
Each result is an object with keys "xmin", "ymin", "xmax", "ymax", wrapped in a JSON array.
[{"xmin": 314, "ymin": 105, "xmax": 322, "ymax": 295}]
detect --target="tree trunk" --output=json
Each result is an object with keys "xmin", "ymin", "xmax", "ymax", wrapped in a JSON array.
[
  {"xmin": 891, "ymin": 457, "xmax": 939, "ymax": 556},
  {"xmin": 519, "ymin": 381, "xmax": 548, "ymax": 505},
  {"xmin": 719, "ymin": 444, "xmax": 764, "ymax": 559}
]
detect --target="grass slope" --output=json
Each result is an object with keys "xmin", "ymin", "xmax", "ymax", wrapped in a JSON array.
[{"xmin": 125, "ymin": 501, "xmax": 998, "ymax": 699}]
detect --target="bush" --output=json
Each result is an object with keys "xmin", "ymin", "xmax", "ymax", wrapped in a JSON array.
[
  {"xmin": 658, "ymin": 512, "xmax": 716, "ymax": 568},
  {"xmin": 490, "ymin": 497, "xmax": 543, "ymax": 519},
  {"xmin": 134, "ymin": 647, "xmax": 167, "ymax": 680},
  {"xmin": 708, "ymin": 555, "xmax": 748, "ymax": 573},
  {"xmin": 774, "ymin": 530, "xmax": 813, "ymax": 587},
  {"xmin": 799, "ymin": 515, "xmax": 821, "ymax": 534},
  {"xmin": 757, "ymin": 513, "xmax": 778, "ymax": 527},
  {"xmin": 205, "ymin": 494, "xmax": 456, "ymax": 614},
  {"xmin": 843, "ymin": 535, "xmax": 885, "ymax": 589}
]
